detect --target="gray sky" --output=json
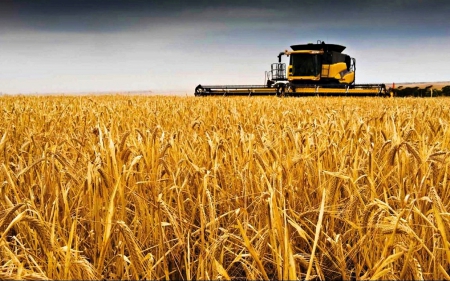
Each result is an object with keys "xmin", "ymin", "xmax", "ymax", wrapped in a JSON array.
[{"xmin": 0, "ymin": 0, "xmax": 449, "ymax": 94}]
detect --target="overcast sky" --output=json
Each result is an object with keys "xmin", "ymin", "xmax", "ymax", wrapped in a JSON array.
[{"xmin": 0, "ymin": 0, "xmax": 449, "ymax": 94}]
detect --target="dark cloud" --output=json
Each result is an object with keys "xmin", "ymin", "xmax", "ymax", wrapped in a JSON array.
[{"xmin": 1, "ymin": 0, "xmax": 448, "ymax": 33}]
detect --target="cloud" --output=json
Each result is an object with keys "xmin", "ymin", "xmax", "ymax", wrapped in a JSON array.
[{"xmin": 2, "ymin": 0, "xmax": 448, "ymax": 34}]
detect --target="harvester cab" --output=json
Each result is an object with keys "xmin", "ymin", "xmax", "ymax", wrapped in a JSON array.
[
  {"xmin": 283, "ymin": 40, "xmax": 356, "ymax": 85},
  {"xmin": 195, "ymin": 40, "xmax": 386, "ymax": 97}
]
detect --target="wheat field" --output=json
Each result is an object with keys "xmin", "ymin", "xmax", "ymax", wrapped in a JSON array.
[{"xmin": 0, "ymin": 95, "xmax": 449, "ymax": 280}]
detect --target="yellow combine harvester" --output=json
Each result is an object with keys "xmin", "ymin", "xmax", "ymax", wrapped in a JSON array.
[{"xmin": 195, "ymin": 40, "xmax": 387, "ymax": 97}]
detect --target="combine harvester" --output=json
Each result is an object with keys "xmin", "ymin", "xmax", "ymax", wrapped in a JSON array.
[{"xmin": 194, "ymin": 40, "xmax": 388, "ymax": 97}]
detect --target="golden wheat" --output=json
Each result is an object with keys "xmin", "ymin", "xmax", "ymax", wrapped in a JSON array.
[{"xmin": 1, "ymin": 95, "xmax": 450, "ymax": 280}]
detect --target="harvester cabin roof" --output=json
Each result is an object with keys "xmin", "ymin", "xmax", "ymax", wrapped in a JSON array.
[{"xmin": 290, "ymin": 43, "xmax": 346, "ymax": 53}]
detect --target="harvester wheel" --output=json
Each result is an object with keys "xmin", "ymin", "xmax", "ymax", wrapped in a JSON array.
[{"xmin": 276, "ymin": 84, "xmax": 286, "ymax": 97}]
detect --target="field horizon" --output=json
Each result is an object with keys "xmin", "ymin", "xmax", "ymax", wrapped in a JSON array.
[{"xmin": 1, "ymin": 81, "xmax": 449, "ymax": 96}]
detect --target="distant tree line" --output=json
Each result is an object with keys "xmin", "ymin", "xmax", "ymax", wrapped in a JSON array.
[{"xmin": 393, "ymin": 85, "xmax": 450, "ymax": 97}]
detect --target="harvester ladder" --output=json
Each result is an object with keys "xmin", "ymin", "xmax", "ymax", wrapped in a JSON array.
[{"xmin": 271, "ymin": 63, "xmax": 286, "ymax": 80}]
